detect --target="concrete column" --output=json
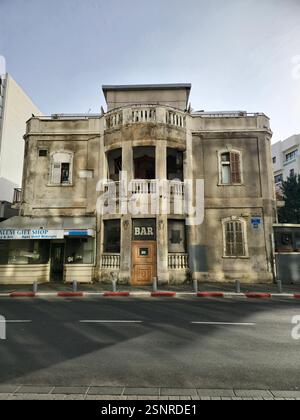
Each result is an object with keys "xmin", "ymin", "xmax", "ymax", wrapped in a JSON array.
[
  {"xmin": 119, "ymin": 142, "xmax": 134, "ymax": 284},
  {"xmin": 97, "ymin": 123, "xmax": 107, "ymax": 282},
  {"xmin": 122, "ymin": 141, "xmax": 134, "ymax": 182},
  {"xmin": 186, "ymin": 132, "xmax": 207, "ymax": 282},
  {"xmin": 156, "ymin": 141, "xmax": 169, "ymax": 284},
  {"xmin": 119, "ymin": 216, "xmax": 132, "ymax": 285}
]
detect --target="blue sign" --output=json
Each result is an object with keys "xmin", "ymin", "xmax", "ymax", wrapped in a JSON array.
[{"xmin": 251, "ymin": 218, "xmax": 262, "ymax": 230}]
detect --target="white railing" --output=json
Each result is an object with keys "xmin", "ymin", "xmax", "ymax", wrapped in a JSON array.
[
  {"xmin": 166, "ymin": 111, "xmax": 186, "ymax": 128},
  {"xmin": 169, "ymin": 180, "xmax": 184, "ymax": 196},
  {"xmin": 130, "ymin": 108, "xmax": 156, "ymax": 123},
  {"xmin": 130, "ymin": 180, "xmax": 158, "ymax": 195},
  {"xmin": 100, "ymin": 180, "xmax": 185, "ymax": 202},
  {"xmin": 168, "ymin": 254, "xmax": 189, "ymax": 270},
  {"xmin": 105, "ymin": 106, "xmax": 186, "ymax": 130},
  {"xmin": 101, "ymin": 254, "xmax": 120, "ymax": 269},
  {"xmin": 106, "ymin": 111, "xmax": 123, "ymax": 129}
]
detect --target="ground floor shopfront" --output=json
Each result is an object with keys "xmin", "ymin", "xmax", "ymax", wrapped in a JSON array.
[
  {"xmin": 0, "ymin": 217, "xmax": 96, "ymax": 284},
  {"xmin": 0, "ymin": 213, "xmax": 274, "ymax": 285},
  {"xmin": 0, "ymin": 216, "xmax": 189, "ymax": 285},
  {"xmin": 99, "ymin": 217, "xmax": 189, "ymax": 286}
]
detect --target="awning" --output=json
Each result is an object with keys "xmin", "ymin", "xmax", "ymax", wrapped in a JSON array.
[{"xmin": 0, "ymin": 217, "xmax": 96, "ymax": 240}]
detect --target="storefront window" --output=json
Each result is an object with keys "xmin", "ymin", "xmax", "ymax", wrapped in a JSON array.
[
  {"xmin": 168, "ymin": 220, "xmax": 187, "ymax": 254},
  {"xmin": 0, "ymin": 240, "xmax": 50, "ymax": 265},
  {"xmin": 103, "ymin": 220, "xmax": 121, "ymax": 253},
  {"xmin": 65, "ymin": 238, "xmax": 94, "ymax": 264}
]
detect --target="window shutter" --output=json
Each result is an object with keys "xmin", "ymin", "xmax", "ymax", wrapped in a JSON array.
[
  {"xmin": 51, "ymin": 162, "xmax": 61, "ymax": 184},
  {"xmin": 230, "ymin": 152, "xmax": 241, "ymax": 184}
]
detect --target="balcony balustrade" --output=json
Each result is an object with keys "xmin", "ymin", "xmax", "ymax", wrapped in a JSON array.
[
  {"xmin": 168, "ymin": 254, "xmax": 189, "ymax": 270},
  {"xmin": 101, "ymin": 254, "xmax": 120, "ymax": 270},
  {"xmin": 105, "ymin": 105, "xmax": 186, "ymax": 130}
]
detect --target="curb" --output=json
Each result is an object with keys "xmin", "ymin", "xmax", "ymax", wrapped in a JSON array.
[
  {"xmin": 10, "ymin": 292, "xmax": 36, "ymax": 298},
  {"xmin": 197, "ymin": 292, "xmax": 224, "ymax": 298},
  {"xmin": 245, "ymin": 293, "xmax": 272, "ymax": 299},
  {"xmin": 0, "ymin": 291, "xmax": 299, "ymax": 299},
  {"xmin": 151, "ymin": 292, "xmax": 177, "ymax": 298},
  {"xmin": 57, "ymin": 292, "xmax": 84, "ymax": 298}
]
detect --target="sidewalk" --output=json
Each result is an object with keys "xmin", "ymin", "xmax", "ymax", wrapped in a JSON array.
[
  {"xmin": 0, "ymin": 281, "xmax": 300, "ymax": 295},
  {"xmin": 0, "ymin": 386, "xmax": 300, "ymax": 400}
]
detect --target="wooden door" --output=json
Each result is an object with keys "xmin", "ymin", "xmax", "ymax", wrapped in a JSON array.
[{"xmin": 132, "ymin": 242, "xmax": 157, "ymax": 285}]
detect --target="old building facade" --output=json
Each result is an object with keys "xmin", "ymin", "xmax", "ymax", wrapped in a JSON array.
[{"xmin": 0, "ymin": 84, "xmax": 276, "ymax": 285}]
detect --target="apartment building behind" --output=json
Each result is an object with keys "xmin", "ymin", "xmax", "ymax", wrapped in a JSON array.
[
  {"xmin": 272, "ymin": 134, "xmax": 300, "ymax": 194},
  {"xmin": 0, "ymin": 73, "xmax": 41, "ymax": 214}
]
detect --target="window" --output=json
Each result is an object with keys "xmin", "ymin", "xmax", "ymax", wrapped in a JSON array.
[
  {"xmin": 219, "ymin": 151, "xmax": 242, "ymax": 185},
  {"xmin": 168, "ymin": 220, "xmax": 187, "ymax": 254},
  {"xmin": 290, "ymin": 169, "xmax": 295, "ymax": 178},
  {"xmin": 223, "ymin": 218, "xmax": 247, "ymax": 258},
  {"xmin": 167, "ymin": 149, "xmax": 184, "ymax": 181},
  {"xmin": 107, "ymin": 149, "xmax": 122, "ymax": 181},
  {"xmin": 65, "ymin": 238, "xmax": 94, "ymax": 264},
  {"xmin": 286, "ymin": 150, "xmax": 298, "ymax": 162},
  {"xmin": 38, "ymin": 149, "xmax": 48, "ymax": 157},
  {"xmin": 133, "ymin": 147, "xmax": 155, "ymax": 179},
  {"xmin": 275, "ymin": 232, "xmax": 293, "ymax": 252},
  {"xmin": 272, "ymin": 157, "xmax": 276, "ymax": 164},
  {"xmin": 0, "ymin": 240, "xmax": 50, "ymax": 265},
  {"xmin": 103, "ymin": 220, "xmax": 121, "ymax": 253},
  {"xmin": 50, "ymin": 151, "xmax": 73, "ymax": 185},
  {"xmin": 61, "ymin": 163, "xmax": 70, "ymax": 183},
  {"xmin": 274, "ymin": 174, "xmax": 283, "ymax": 184}
]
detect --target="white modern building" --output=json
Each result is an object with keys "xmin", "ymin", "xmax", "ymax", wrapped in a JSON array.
[
  {"xmin": 272, "ymin": 134, "xmax": 300, "ymax": 190},
  {"xmin": 0, "ymin": 73, "xmax": 41, "ymax": 205}
]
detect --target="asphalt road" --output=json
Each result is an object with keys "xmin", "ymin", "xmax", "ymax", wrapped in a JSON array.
[{"xmin": 0, "ymin": 297, "xmax": 299, "ymax": 390}]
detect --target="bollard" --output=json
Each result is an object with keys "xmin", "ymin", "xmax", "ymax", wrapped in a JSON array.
[
  {"xmin": 72, "ymin": 280, "xmax": 78, "ymax": 293},
  {"xmin": 33, "ymin": 281, "xmax": 38, "ymax": 294},
  {"xmin": 112, "ymin": 280, "xmax": 117, "ymax": 293},
  {"xmin": 193, "ymin": 279, "xmax": 198, "ymax": 294},
  {"xmin": 111, "ymin": 272, "xmax": 118, "ymax": 293},
  {"xmin": 277, "ymin": 279, "xmax": 283, "ymax": 294},
  {"xmin": 235, "ymin": 280, "xmax": 241, "ymax": 294},
  {"xmin": 153, "ymin": 277, "xmax": 158, "ymax": 293}
]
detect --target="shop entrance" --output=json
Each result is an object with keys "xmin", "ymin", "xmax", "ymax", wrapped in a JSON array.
[
  {"xmin": 131, "ymin": 219, "xmax": 157, "ymax": 286},
  {"xmin": 132, "ymin": 242, "xmax": 157, "ymax": 286},
  {"xmin": 50, "ymin": 242, "xmax": 65, "ymax": 282}
]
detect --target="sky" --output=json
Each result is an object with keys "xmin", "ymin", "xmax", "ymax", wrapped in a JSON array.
[{"xmin": 0, "ymin": 0, "xmax": 300, "ymax": 143}]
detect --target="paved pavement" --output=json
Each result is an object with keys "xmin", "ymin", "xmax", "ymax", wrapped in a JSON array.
[
  {"xmin": 0, "ymin": 296, "xmax": 300, "ymax": 398},
  {"xmin": 1, "ymin": 387, "xmax": 300, "ymax": 400},
  {"xmin": 1, "ymin": 282, "xmax": 300, "ymax": 294}
]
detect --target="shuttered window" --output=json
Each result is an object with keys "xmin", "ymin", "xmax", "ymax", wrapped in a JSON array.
[
  {"xmin": 220, "ymin": 151, "xmax": 242, "ymax": 185},
  {"xmin": 224, "ymin": 220, "xmax": 246, "ymax": 257},
  {"xmin": 50, "ymin": 152, "xmax": 73, "ymax": 185}
]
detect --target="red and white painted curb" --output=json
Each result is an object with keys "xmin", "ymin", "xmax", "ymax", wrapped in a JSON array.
[{"xmin": 1, "ymin": 291, "xmax": 300, "ymax": 299}]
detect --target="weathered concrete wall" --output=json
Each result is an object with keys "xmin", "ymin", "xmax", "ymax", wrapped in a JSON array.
[
  {"xmin": 19, "ymin": 98, "xmax": 276, "ymax": 285},
  {"xmin": 104, "ymin": 87, "xmax": 190, "ymax": 111}
]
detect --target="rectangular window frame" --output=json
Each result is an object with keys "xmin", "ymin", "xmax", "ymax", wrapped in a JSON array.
[
  {"xmin": 218, "ymin": 151, "xmax": 243, "ymax": 186},
  {"xmin": 103, "ymin": 220, "xmax": 121, "ymax": 254},
  {"xmin": 222, "ymin": 219, "xmax": 249, "ymax": 259}
]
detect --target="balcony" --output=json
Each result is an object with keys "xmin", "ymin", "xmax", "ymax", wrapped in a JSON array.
[
  {"xmin": 168, "ymin": 254, "xmax": 189, "ymax": 270},
  {"xmin": 101, "ymin": 254, "xmax": 120, "ymax": 270},
  {"xmin": 105, "ymin": 105, "xmax": 186, "ymax": 130}
]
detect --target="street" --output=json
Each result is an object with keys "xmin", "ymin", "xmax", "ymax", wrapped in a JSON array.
[{"xmin": 0, "ymin": 296, "xmax": 299, "ymax": 392}]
